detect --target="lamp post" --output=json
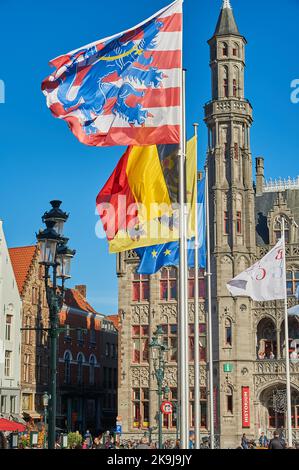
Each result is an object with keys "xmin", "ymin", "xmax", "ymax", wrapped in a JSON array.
[
  {"xmin": 149, "ymin": 325, "xmax": 168, "ymax": 450},
  {"xmin": 144, "ymin": 426, "xmax": 157, "ymax": 444},
  {"xmin": 42, "ymin": 392, "xmax": 49, "ymax": 448},
  {"xmin": 36, "ymin": 201, "xmax": 75, "ymax": 450},
  {"xmin": 173, "ymin": 402, "xmax": 180, "ymax": 442}
]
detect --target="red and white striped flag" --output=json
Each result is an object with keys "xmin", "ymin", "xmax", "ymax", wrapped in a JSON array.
[{"xmin": 42, "ymin": 0, "xmax": 182, "ymax": 147}]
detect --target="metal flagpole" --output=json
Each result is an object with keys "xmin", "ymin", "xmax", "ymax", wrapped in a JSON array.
[
  {"xmin": 178, "ymin": 67, "xmax": 189, "ymax": 450},
  {"xmin": 205, "ymin": 164, "xmax": 215, "ymax": 449},
  {"xmin": 193, "ymin": 123, "xmax": 201, "ymax": 449},
  {"xmin": 282, "ymin": 217, "xmax": 293, "ymax": 448}
]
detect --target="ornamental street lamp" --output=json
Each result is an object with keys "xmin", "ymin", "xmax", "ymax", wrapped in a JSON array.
[
  {"xmin": 36, "ymin": 201, "xmax": 75, "ymax": 450},
  {"xmin": 149, "ymin": 325, "xmax": 169, "ymax": 450},
  {"xmin": 42, "ymin": 392, "xmax": 49, "ymax": 449}
]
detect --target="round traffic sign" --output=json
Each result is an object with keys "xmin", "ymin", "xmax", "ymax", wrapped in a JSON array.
[{"xmin": 161, "ymin": 401, "xmax": 173, "ymax": 415}]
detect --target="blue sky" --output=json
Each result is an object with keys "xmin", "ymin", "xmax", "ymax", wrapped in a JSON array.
[{"xmin": 0, "ymin": 0, "xmax": 298, "ymax": 314}]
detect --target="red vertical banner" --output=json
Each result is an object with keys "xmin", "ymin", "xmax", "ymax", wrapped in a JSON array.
[{"xmin": 242, "ymin": 387, "xmax": 250, "ymax": 428}]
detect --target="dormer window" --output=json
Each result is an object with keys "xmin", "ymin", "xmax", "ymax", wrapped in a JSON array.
[{"xmin": 273, "ymin": 216, "xmax": 290, "ymax": 243}]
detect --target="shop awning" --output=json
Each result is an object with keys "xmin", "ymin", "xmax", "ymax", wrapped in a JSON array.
[{"xmin": 0, "ymin": 418, "xmax": 26, "ymax": 432}]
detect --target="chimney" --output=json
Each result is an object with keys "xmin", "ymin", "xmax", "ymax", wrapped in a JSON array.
[
  {"xmin": 255, "ymin": 157, "xmax": 264, "ymax": 196},
  {"xmin": 75, "ymin": 284, "xmax": 87, "ymax": 299}
]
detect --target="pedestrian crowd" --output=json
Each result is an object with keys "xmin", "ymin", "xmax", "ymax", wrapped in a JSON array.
[
  {"xmin": 1, "ymin": 428, "xmax": 299, "ymax": 450},
  {"xmin": 240, "ymin": 430, "xmax": 299, "ymax": 450}
]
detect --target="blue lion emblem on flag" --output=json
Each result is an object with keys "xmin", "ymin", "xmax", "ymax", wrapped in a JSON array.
[{"xmin": 53, "ymin": 19, "xmax": 165, "ymax": 136}]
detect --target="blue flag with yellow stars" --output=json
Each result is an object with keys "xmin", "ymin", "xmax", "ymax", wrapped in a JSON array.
[{"xmin": 135, "ymin": 178, "xmax": 206, "ymax": 274}]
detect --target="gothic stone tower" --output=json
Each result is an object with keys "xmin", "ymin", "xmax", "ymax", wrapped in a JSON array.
[{"xmin": 204, "ymin": 0, "xmax": 257, "ymax": 447}]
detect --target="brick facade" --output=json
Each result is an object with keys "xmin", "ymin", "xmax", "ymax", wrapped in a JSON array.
[
  {"xmin": 9, "ymin": 245, "xmax": 50, "ymax": 421},
  {"xmin": 57, "ymin": 287, "xmax": 118, "ymax": 434}
]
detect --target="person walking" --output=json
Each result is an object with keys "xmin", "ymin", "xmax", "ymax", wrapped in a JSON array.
[
  {"xmin": 259, "ymin": 432, "xmax": 269, "ymax": 448},
  {"xmin": 174, "ymin": 439, "xmax": 180, "ymax": 449},
  {"xmin": 241, "ymin": 433, "xmax": 249, "ymax": 449},
  {"xmin": 0, "ymin": 432, "xmax": 8, "ymax": 449},
  {"xmin": 136, "ymin": 437, "xmax": 150, "ymax": 449},
  {"xmin": 84, "ymin": 430, "xmax": 92, "ymax": 449},
  {"xmin": 268, "ymin": 431, "xmax": 286, "ymax": 449}
]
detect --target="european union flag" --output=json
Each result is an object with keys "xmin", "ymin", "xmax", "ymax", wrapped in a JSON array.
[{"xmin": 136, "ymin": 178, "xmax": 206, "ymax": 275}]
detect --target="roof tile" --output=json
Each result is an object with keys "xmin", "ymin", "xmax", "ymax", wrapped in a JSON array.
[
  {"xmin": 9, "ymin": 246, "xmax": 37, "ymax": 295},
  {"xmin": 106, "ymin": 314, "xmax": 119, "ymax": 330},
  {"xmin": 64, "ymin": 288, "xmax": 97, "ymax": 314}
]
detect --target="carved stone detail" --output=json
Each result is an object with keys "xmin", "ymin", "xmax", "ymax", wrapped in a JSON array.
[
  {"xmin": 163, "ymin": 367, "xmax": 177, "ymax": 387},
  {"xmin": 254, "ymin": 360, "xmax": 299, "ymax": 375},
  {"xmin": 188, "ymin": 302, "xmax": 206, "ymax": 324},
  {"xmin": 221, "ymin": 255, "xmax": 232, "ymax": 265},
  {"xmin": 160, "ymin": 304, "xmax": 177, "ymax": 323},
  {"xmin": 131, "ymin": 367, "xmax": 150, "ymax": 387},
  {"xmin": 131, "ymin": 305, "xmax": 149, "ymax": 324}
]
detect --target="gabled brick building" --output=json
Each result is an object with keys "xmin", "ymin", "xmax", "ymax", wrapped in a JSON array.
[
  {"xmin": 9, "ymin": 244, "xmax": 118, "ymax": 434},
  {"xmin": 57, "ymin": 286, "xmax": 118, "ymax": 434},
  {"xmin": 9, "ymin": 245, "xmax": 50, "ymax": 421}
]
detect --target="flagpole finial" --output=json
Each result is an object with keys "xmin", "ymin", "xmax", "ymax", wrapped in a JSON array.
[{"xmin": 222, "ymin": 0, "xmax": 232, "ymax": 9}]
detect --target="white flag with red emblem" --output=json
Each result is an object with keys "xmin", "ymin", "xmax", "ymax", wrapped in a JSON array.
[{"xmin": 227, "ymin": 237, "xmax": 286, "ymax": 301}]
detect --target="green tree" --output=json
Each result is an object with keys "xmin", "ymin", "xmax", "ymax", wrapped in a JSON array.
[{"xmin": 67, "ymin": 431, "xmax": 83, "ymax": 449}]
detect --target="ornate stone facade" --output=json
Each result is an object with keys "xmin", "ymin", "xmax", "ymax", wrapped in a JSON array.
[
  {"xmin": 117, "ymin": 1, "xmax": 299, "ymax": 447},
  {"xmin": 204, "ymin": 1, "xmax": 299, "ymax": 448},
  {"xmin": 117, "ymin": 257, "xmax": 208, "ymax": 440}
]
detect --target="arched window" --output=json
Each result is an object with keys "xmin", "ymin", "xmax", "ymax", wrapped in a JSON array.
[
  {"xmin": 223, "ymin": 194, "xmax": 229, "ymax": 235},
  {"xmin": 257, "ymin": 318, "xmax": 276, "ymax": 359},
  {"xmin": 280, "ymin": 317, "xmax": 299, "ymax": 358},
  {"xmin": 233, "ymin": 42, "xmax": 240, "ymax": 57},
  {"xmin": 77, "ymin": 353, "xmax": 84, "ymax": 384},
  {"xmin": 221, "ymin": 126, "xmax": 228, "ymax": 159},
  {"xmin": 225, "ymin": 318, "xmax": 232, "ymax": 346},
  {"xmin": 89, "ymin": 355, "xmax": 96, "ymax": 385},
  {"xmin": 223, "ymin": 66, "xmax": 228, "ymax": 98},
  {"xmin": 287, "ymin": 268, "xmax": 299, "ymax": 297},
  {"xmin": 64, "ymin": 351, "xmax": 72, "ymax": 384},
  {"xmin": 233, "ymin": 66, "xmax": 239, "ymax": 98},
  {"xmin": 226, "ymin": 386, "xmax": 233, "ymax": 414},
  {"xmin": 236, "ymin": 194, "xmax": 242, "ymax": 234},
  {"xmin": 273, "ymin": 216, "xmax": 290, "ymax": 243},
  {"xmin": 222, "ymin": 42, "xmax": 228, "ymax": 57}
]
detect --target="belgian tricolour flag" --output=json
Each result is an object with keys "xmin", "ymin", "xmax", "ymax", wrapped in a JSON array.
[{"xmin": 96, "ymin": 138, "xmax": 196, "ymax": 253}]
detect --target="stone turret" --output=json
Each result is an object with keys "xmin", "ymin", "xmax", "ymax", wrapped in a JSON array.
[{"xmin": 255, "ymin": 157, "xmax": 265, "ymax": 195}]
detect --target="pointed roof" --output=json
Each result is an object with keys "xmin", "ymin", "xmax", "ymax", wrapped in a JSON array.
[
  {"xmin": 9, "ymin": 245, "xmax": 37, "ymax": 295},
  {"xmin": 64, "ymin": 288, "xmax": 97, "ymax": 315},
  {"xmin": 214, "ymin": 0, "xmax": 241, "ymax": 37}
]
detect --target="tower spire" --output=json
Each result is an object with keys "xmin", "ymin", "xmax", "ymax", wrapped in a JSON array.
[
  {"xmin": 222, "ymin": 0, "xmax": 232, "ymax": 9},
  {"xmin": 214, "ymin": 0, "xmax": 241, "ymax": 36}
]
